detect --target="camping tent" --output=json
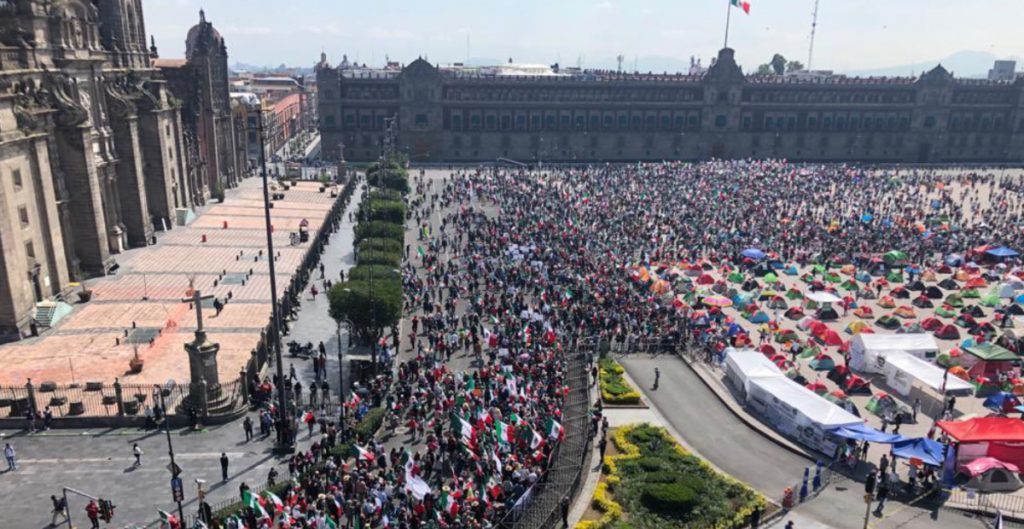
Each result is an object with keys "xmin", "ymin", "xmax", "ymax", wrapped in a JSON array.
[
  {"xmin": 746, "ymin": 376, "xmax": 863, "ymax": 453},
  {"xmin": 723, "ymin": 349, "xmax": 785, "ymax": 397},
  {"xmin": 880, "ymin": 351, "xmax": 974, "ymax": 397},
  {"xmin": 850, "ymin": 333, "xmax": 939, "ymax": 371},
  {"xmin": 956, "ymin": 458, "xmax": 1023, "ymax": 492},
  {"xmin": 962, "ymin": 343, "xmax": 1018, "ymax": 379}
]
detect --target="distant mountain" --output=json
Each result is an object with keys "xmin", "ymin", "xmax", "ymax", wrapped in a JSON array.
[
  {"xmin": 231, "ymin": 62, "xmax": 314, "ymax": 75},
  {"xmin": 842, "ymin": 50, "xmax": 1021, "ymax": 78}
]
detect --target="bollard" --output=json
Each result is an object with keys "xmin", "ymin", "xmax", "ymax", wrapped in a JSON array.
[
  {"xmin": 813, "ymin": 460, "xmax": 823, "ymax": 491},
  {"xmin": 239, "ymin": 369, "xmax": 249, "ymax": 405},
  {"xmin": 799, "ymin": 467, "xmax": 809, "ymax": 502},
  {"xmin": 25, "ymin": 378, "xmax": 37, "ymax": 416},
  {"xmin": 115, "ymin": 337, "xmax": 120, "ymax": 346},
  {"xmin": 223, "ymin": 220, "xmax": 229, "ymax": 229},
  {"xmin": 201, "ymin": 234, "xmax": 207, "ymax": 243}
]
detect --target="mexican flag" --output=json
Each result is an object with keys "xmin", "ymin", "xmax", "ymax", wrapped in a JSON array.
[
  {"xmin": 440, "ymin": 490, "xmax": 461, "ymax": 516},
  {"xmin": 355, "ymin": 445, "xmax": 376, "ymax": 462},
  {"xmin": 486, "ymin": 473, "xmax": 503, "ymax": 499},
  {"xmin": 494, "ymin": 420, "xmax": 515, "ymax": 445},
  {"xmin": 242, "ymin": 490, "xmax": 269, "ymax": 519},
  {"xmin": 262, "ymin": 490, "xmax": 284, "ymax": 513},
  {"xmin": 406, "ymin": 472, "xmax": 432, "ymax": 499},
  {"xmin": 158, "ymin": 510, "xmax": 178, "ymax": 528},
  {"xmin": 731, "ymin": 0, "xmax": 751, "ymax": 14},
  {"xmin": 453, "ymin": 415, "xmax": 477, "ymax": 448},
  {"xmin": 530, "ymin": 428, "xmax": 546, "ymax": 450},
  {"xmin": 545, "ymin": 418, "xmax": 564, "ymax": 442}
]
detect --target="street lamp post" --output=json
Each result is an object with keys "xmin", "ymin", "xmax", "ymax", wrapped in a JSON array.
[
  {"xmin": 156, "ymin": 381, "xmax": 185, "ymax": 523},
  {"xmin": 336, "ymin": 317, "xmax": 352, "ymax": 420},
  {"xmin": 254, "ymin": 103, "xmax": 293, "ymax": 453}
]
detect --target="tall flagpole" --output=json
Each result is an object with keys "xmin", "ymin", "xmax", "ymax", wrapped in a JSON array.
[{"xmin": 724, "ymin": 0, "xmax": 733, "ymax": 49}]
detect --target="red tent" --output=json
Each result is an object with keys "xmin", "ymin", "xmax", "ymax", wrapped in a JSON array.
[
  {"xmin": 966, "ymin": 277, "xmax": 988, "ymax": 289},
  {"xmin": 937, "ymin": 417, "xmax": 1024, "ymax": 443},
  {"xmin": 920, "ymin": 317, "xmax": 944, "ymax": 331},
  {"xmin": 935, "ymin": 324, "xmax": 961, "ymax": 340},
  {"xmin": 696, "ymin": 273, "xmax": 715, "ymax": 285},
  {"xmin": 819, "ymin": 329, "xmax": 843, "ymax": 346}
]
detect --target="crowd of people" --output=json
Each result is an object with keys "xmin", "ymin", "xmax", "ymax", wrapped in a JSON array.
[{"xmin": 183, "ymin": 160, "xmax": 1022, "ymax": 529}]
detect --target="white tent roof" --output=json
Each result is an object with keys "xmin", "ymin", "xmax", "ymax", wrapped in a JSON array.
[
  {"xmin": 851, "ymin": 333, "xmax": 939, "ymax": 355},
  {"xmin": 807, "ymin": 292, "xmax": 843, "ymax": 303},
  {"xmin": 750, "ymin": 376, "xmax": 863, "ymax": 428},
  {"xmin": 724, "ymin": 349, "xmax": 784, "ymax": 393},
  {"xmin": 882, "ymin": 351, "xmax": 974, "ymax": 394}
]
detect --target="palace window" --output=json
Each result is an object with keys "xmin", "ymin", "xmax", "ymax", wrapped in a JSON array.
[
  {"xmin": 18, "ymin": 206, "xmax": 29, "ymax": 227},
  {"xmin": 715, "ymin": 115, "xmax": 727, "ymax": 128},
  {"xmin": 452, "ymin": 115, "xmax": 463, "ymax": 131},
  {"xmin": 604, "ymin": 115, "xmax": 613, "ymax": 129},
  {"xmin": 618, "ymin": 115, "xmax": 628, "ymax": 129},
  {"xmin": 590, "ymin": 116, "xmax": 600, "ymax": 130},
  {"xmin": 576, "ymin": 116, "xmax": 585, "ymax": 129},
  {"xmin": 12, "ymin": 169, "xmax": 22, "ymax": 190},
  {"xmin": 924, "ymin": 116, "xmax": 936, "ymax": 129},
  {"xmin": 485, "ymin": 116, "xmax": 496, "ymax": 130},
  {"xmin": 516, "ymin": 116, "xmax": 526, "ymax": 130}
]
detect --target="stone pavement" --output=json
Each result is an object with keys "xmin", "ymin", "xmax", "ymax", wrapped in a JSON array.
[{"xmin": 0, "ymin": 177, "xmax": 340, "ymax": 387}]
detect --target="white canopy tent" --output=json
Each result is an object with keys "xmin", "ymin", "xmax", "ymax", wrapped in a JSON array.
[
  {"xmin": 850, "ymin": 333, "xmax": 940, "ymax": 371},
  {"xmin": 747, "ymin": 376, "xmax": 862, "ymax": 453},
  {"xmin": 723, "ymin": 348, "xmax": 784, "ymax": 397},
  {"xmin": 878, "ymin": 351, "xmax": 974, "ymax": 397}
]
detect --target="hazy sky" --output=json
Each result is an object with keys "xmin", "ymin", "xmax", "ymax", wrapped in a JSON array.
[{"xmin": 146, "ymin": 0, "xmax": 1022, "ymax": 72}]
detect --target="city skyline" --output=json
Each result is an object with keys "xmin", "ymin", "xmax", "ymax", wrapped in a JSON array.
[{"xmin": 147, "ymin": 0, "xmax": 1023, "ymax": 76}]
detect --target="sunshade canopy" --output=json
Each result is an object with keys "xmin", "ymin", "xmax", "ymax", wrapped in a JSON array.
[{"xmin": 938, "ymin": 417, "xmax": 1024, "ymax": 443}]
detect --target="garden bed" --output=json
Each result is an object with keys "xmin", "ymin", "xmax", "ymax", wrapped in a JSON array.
[
  {"xmin": 576, "ymin": 423, "xmax": 767, "ymax": 529},
  {"xmin": 599, "ymin": 358, "xmax": 644, "ymax": 406}
]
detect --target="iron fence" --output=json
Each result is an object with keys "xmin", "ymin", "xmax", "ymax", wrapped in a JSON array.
[{"xmin": 497, "ymin": 339, "xmax": 593, "ymax": 529}]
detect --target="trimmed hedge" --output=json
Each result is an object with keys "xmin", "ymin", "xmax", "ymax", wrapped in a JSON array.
[
  {"xmin": 363, "ymin": 199, "xmax": 405, "ymax": 224},
  {"xmin": 358, "ymin": 237, "xmax": 403, "ymax": 255},
  {"xmin": 598, "ymin": 358, "xmax": 642, "ymax": 405},
  {"xmin": 347, "ymin": 265, "xmax": 402, "ymax": 283},
  {"xmin": 358, "ymin": 249, "xmax": 402, "ymax": 267},
  {"xmin": 354, "ymin": 220, "xmax": 404, "ymax": 244},
  {"xmin": 640, "ymin": 482, "xmax": 699, "ymax": 516}
]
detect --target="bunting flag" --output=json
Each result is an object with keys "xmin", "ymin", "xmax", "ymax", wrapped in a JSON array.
[
  {"xmin": 545, "ymin": 418, "xmax": 564, "ymax": 442},
  {"xmin": 355, "ymin": 445, "xmax": 376, "ymax": 462},
  {"xmin": 730, "ymin": 0, "xmax": 751, "ymax": 14},
  {"xmin": 242, "ymin": 490, "xmax": 269, "ymax": 519}
]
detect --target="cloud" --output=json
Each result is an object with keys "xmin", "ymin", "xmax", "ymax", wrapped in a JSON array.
[{"xmin": 596, "ymin": 1, "xmax": 613, "ymax": 8}]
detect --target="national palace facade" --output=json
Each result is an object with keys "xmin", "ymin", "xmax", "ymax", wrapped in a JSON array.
[{"xmin": 317, "ymin": 49, "xmax": 1024, "ymax": 164}]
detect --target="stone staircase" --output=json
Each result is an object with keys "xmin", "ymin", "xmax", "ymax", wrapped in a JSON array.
[{"xmin": 33, "ymin": 300, "xmax": 73, "ymax": 330}]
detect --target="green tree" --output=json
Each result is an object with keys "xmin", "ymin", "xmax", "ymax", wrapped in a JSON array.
[
  {"xmin": 756, "ymin": 64, "xmax": 773, "ymax": 75},
  {"xmin": 786, "ymin": 60, "xmax": 805, "ymax": 74},
  {"xmin": 328, "ymin": 279, "xmax": 402, "ymax": 371},
  {"xmin": 770, "ymin": 53, "xmax": 787, "ymax": 75}
]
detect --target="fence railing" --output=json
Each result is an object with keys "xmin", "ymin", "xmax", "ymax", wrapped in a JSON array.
[{"xmin": 498, "ymin": 340, "xmax": 593, "ymax": 529}]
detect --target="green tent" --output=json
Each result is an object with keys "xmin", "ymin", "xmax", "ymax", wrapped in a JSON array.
[
  {"xmin": 786, "ymin": 289, "xmax": 804, "ymax": 300},
  {"xmin": 961, "ymin": 288, "xmax": 980, "ymax": 299},
  {"xmin": 825, "ymin": 272, "xmax": 842, "ymax": 284},
  {"xmin": 935, "ymin": 306, "xmax": 956, "ymax": 318},
  {"xmin": 886, "ymin": 271, "xmax": 904, "ymax": 283},
  {"xmin": 965, "ymin": 343, "xmax": 1016, "ymax": 361},
  {"xmin": 883, "ymin": 250, "xmax": 909, "ymax": 263},
  {"xmin": 841, "ymin": 280, "xmax": 860, "ymax": 291},
  {"xmin": 944, "ymin": 293, "xmax": 964, "ymax": 308},
  {"xmin": 727, "ymin": 272, "xmax": 744, "ymax": 283},
  {"xmin": 764, "ymin": 273, "xmax": 779, "ymax": 284},
  {"xmin": 981, "ymin": 294, "xmax": 1001, "ymax": 307}
]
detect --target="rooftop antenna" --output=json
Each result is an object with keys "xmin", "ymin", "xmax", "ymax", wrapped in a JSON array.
[
  {"xmin": 466, "ymin": 33, "xmax": 470, "ymax": 63},
  {"xmin": 616, "ymin": 54, "xmax": 624, "ymax": 73},
  {"xmin": 633, "ymin": 55, "xmax": 637, "ymax": 73},
  {"xmin": 807, "ymin": 0, "xmax": 820, "ymax": 70},
  {"xmin": 577, "ymin": 54, "xmax": 582, "ymax": 69}
]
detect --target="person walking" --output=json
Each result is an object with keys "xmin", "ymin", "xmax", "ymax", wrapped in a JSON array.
[
  {"xmin": 220, "ymin": 452, "xmax": 229, "ymax": 482},
  {"xmin": 50, "ymin": 495, "xmax": 67, "ymax": 526},
  {"xmin": 243, "ymin": 416, "xmax": 253, "ymax": 442},
  {"xmin": 85, "ymin": 499, "xmax": 100, "ymax": 529},
  {"xmin": 874, "ymin": 478, "xmax": 890, "ymax": 515},
  {"xmin": 599, "ymin": 436, "xmax": 608, "ymax": 460},
  {"xmin": 4, "ymin": 443, "xmax": 15, "ymax": 471},
  {"xmin": 653, "ymin": 367, "xmax": 661, "ymax": 390},
  {"xmin": 560, "ymin": 495, "xmax": 570, "ymax": 528},
  {"xmin": 132, "ymin": 443, "xmax": 143, "ymax": 467}
]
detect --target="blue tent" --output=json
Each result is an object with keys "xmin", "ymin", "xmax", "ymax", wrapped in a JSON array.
[
  {"xmin": 741, "ymin": 248, "xmax": 767, "ymax": 260},
  {"xmin": 726, "ymin": 323, "xmax": 744, "ymax": 336},
  {"xmin": 855, "ymin": 271, "xmax": 872, "ymax": 283},
  {"xmin": 892, "ymin": 438, "xmax": 945, "ymax": 467},
  {"xmin": 749, "ymin": 311, "xmax": 770, "ymax": 324},
  {"xmin": 829, "ymin": 423, "xmax": 905, "ymax": 443},
  {"xmin": 983, "ymin": 392, "xmax": 1021, "ymax": 413},
  {"xmin": 784, "ymin": 265, "xmax": 799, "ymax": 276},
  {"xmin": 986, "ymin": 246, "xmax": 1020, "ymax": 258}
]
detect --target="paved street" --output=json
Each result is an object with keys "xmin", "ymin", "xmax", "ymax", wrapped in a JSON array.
[
  {"xmin": 618, "ymin": 354, "xmax": 989, "ymax": 529},
  {"xmin": 0, "ymin": 174, "xmax": 365, "ymax": 529}
]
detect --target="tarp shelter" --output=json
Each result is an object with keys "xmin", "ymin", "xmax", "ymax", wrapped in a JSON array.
[
  {"xmin": 879, "ymin": 351, "xmax": 974, "ymax": 397},
  {"xmin": 963, "ymin": 343, "xmax": 1018, "ymax": 379},
  {"xmin": 850, "ymin": 333, "xmax": 940, "ymax": 371},
  {"xmin": 892, "ymin": 438, "xmax": 945, "ymax": 467},
  {"xmin": 986, "ymin": 246, "xmax": 1020, "ymax": 259},
  {"xmin": 746, "ymin": 376, "xmax": 862, "ymax": 453},
  {"xmin": 723, "ymin": 349, "xmax": 784, "ymax": 397},
  {"xmin": 828, "ymin": 422, "xmax": 904, "ymax": 443}
]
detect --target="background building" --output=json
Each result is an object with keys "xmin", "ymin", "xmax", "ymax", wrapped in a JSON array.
[
  {"xmin": 156, "ymin": 9, "xmax": 242, "ymax": 199},
  {"xmin": 318, "ymin": 48, "xmax": 1024, "ymax": 164},
  {"xmin": 989, "ymin": 60, "xmax": 1019, "ymax": 82},
  {"xmin": 0, "ymin": 0, "xmax": 194, "ymax": 341}
]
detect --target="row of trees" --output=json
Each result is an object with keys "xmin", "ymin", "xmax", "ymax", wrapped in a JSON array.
[
  {"xmin": 328, "ymin": 158, "xmax": 409, "ymax": 371},
  {"xmin": 755, "ymin": 53, "xmax": 805, "ymax": 76}
]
